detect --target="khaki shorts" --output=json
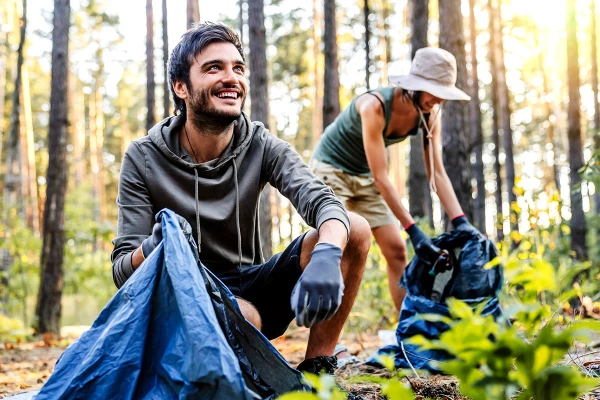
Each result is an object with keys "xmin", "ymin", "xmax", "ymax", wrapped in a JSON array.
[{"xmin": 311, "ymin": 160, "xmax": 396, "ymax": 229}]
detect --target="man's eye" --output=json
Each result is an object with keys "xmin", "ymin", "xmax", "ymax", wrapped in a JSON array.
[
  {"xmin": 234, "ymin": 66, "xmax": 245, "ymax": 73},
  {"xmin": 208, "ymin": 65, "xmax": 220, "ymax": 71}
]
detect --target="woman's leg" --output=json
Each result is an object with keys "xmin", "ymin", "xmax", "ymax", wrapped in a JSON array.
[{"xmin": 372, "ymin": 224, "xmax": 408, "ymax": 312}]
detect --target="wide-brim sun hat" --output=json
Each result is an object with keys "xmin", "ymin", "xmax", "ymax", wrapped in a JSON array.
[{"xmin": 389, "ymin": 47, "xmax": 471, "ymax": 101}]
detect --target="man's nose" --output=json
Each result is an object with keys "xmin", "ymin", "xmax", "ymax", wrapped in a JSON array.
[{"xmin": 221, "ymin": 67, "xmax": 239, "ymax": 83}]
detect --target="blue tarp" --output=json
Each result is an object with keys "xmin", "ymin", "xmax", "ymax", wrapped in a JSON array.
[
  {"xmin": 368, "ymin": 229, "xmax": 503, "ymax": 371},
  {"xmin": 35, "ymin": 209, "xmax": 308, "ymax": 399}
]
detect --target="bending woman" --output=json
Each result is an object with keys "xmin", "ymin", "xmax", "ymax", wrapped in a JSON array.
[{"xmin": 311, "ymin": 47, "xmax": 478, "ymax": 311}]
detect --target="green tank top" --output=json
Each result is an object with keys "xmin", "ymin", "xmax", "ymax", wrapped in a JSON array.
[{"xmin": 313, "ymin": 87, "xmax": 427, "ymax": 176}]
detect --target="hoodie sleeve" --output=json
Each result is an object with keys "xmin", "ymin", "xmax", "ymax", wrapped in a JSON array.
[
  {"xmin": 111, "ymin": 142, "xmax": 154, "ymax": 288},
  {"xmin": 262, "ymin": 131, "xmax": 350, "ymax": 236}
]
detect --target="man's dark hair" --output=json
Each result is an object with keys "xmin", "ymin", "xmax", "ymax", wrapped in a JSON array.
[{"xmin": 168, "ymin": 22, "xmax": 244, "ymax": 116}]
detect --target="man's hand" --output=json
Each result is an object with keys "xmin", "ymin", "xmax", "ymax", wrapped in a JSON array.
[
  {"xmin": 291, "ymin": 243, "xmax": 345, "ymax": 328},
  {"xmin": 452, "ymin": 215, "xmax": 482, "ymax": 237},
  {"xmin": 141, "ymin": 214, "xmax": 193, "ymax": 259},
  {"xmin": 406, "ymin": 223, "xmax": 445, "ymax": 266}
]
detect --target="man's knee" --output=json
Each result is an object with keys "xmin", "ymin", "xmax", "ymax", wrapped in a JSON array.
[
  {"xmin": 346, "ymin": 212, "xmax": 371, "ymax": 258},
  {"xmin": 236, "ymin": 298, "xmax": 262, "ymax": 330}
]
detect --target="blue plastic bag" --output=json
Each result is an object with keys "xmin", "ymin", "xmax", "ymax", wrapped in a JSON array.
[
  {"xmin": 35, "ymin": 209, "xmax": 307, "ymax": 399},
  {"xmin": 368, "ymin": 230, "xmax": 503, "ymax": 371}
]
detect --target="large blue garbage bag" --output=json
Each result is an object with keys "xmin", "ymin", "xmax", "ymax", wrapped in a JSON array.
[
  {"xmin": 367, "ymin": 229, "xmax": 503, "ymax": 371},
  {"xmin": 36, "ymin": 209, "xmax": 308, "ymax": 399}
]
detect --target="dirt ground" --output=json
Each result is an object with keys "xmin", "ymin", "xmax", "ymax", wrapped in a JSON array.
[
  {"xmin": 0, "ymin": 326, "xmax": 469, "ymax": 399},
  {"xmin": 3, "ymin": 326, "xmax": 600, "ymax": 400}
]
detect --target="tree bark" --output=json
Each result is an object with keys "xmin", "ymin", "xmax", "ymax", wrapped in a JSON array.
[
  {"xmin": 312, "ymin": 0, "xmax": 323, "ymax": 147},
  {"xmin": 35, "ymin": 0, "xmax": 70, "ymax": 335},
  {"xmin": 438, "ymin": 0, "xmax": 473, "ymax": 228},
  {"xmin": 4, "ymin": 0, "xmax": 27, "ymax": 216},
  {"xmin": 187, "ymin": 0, "xmax": 200, "ymax": 29},
  {"xmin": 468, "ymin": 0, "xmax": 485, "ymax": 233},
  {"xmin": 488, "ymin": 0, "xmax": 504, "ymax": 240},
  {"xmin": 534, "ymin": 29, "xmax": 560, "ymax": 192},
  {"xmin": 322, "ymin": 0, "xmax": 340, "ymax": 129},
  {"xmin": 0, "ymin": 29, "xmax": 8, "ymax": 170},
  {"xmin": 494, "ymin": 0, "xmax": 517, "ymax": 234},
  {"xmin": 408, "ymin": 0, "xmax": 433, "ymax": 224},
  {"xmin": 364, "ymin": 0, "xmax": 371, "ymax": 89},
  {"xmin": 248, "ymin": 0, "xmax": 272, "ymax": 259},
  {"xmin": 162, "ymin": 0, "xmax": 170, "ymax": 119},
  {"xmin": 19, "ymin": 65, "xmax": 39, "ymax": 234},
  {"xmin": 566, "ymin": 0, "xmax": 588, "ymax": 260},
  {"xmin": 146, "ymin": 0, "xmax": 156, "ymax": 131}
]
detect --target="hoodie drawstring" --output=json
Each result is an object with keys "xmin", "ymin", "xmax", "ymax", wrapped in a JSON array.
[
  {"xmin": 232, "ymin": 159, "xmax": 242, "ymax": 270},
  {"xmin": 194, "ymin": 168, "xmax": 201, "ymax": 253},
  {"xmin": 418, "ymin": 105, "xmax": 443, "ymax": 193}
]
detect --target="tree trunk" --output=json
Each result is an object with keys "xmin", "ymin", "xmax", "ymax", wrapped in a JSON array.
[
  {"xmin": 0, "ymin": 29, "xmax": 8, "ymax": 170},
  {"xmin": 19, "ymin": 65, "xmax": 39, "ymax": 234},
  {"xmin": 239, "ymin": 0, "xmax": 245, "ymax": 44},
  {"xmin": 248, "ymin": 0, "xmax": 272, "ymax": 260},
  {"xmin": 162, "ymin": 0, "xmax": 170, "ymax": 119},
  {"xmin": 35, "ymin": 0, "xmax": 70, "ymax": 335},
  {"xmin": 312, "ymin": 0, "xmax": 323, "ymax": 147},
  {"xmin": 322, "ymin": 0, "xmax": 340, "ymax": 129},
  {"xmin": 468, "ymin": 0, "xmax": 485, "ymax": 234},
  {"xmin": 71, "ymin": 74, "xmax": 86, "ymax": 186},
  {"xmin": 379, "ymin": 0, "xmax": 392, "ymax": 86},
  {"xmin": 408, "ymin": 0, "xmax": 433, "ymax": 224},
  {"xmin": 4, "ymin": 0, "xmax": 27, "ymax": 216},
  {"xmin": 146, "ymin": 0, "xmax": 156, "ymax": 132},
  {"xmin": 187, "ymin": 0, "xmax": 200, "ymax": 29},
  {"xmin": 438, "ymin": 0, "xmax": 473, "ymax": 228},
  {"xmin": 591, "ymin": 0, "xmax": 600, "ymax": 219},
  {"xmin": 534, "ymin": 29, "xmax": 560, "ymax": 192},
  {"xmin": 364, "ymin": 0, "xmax": 371, "ymax": 89},
  {"xmin": 494, "ymin": 0, "xmax": 517, "ymax": 234},
  {"xmin": 566, "ymin": 0, "xmax": 588, "ymax": 260},
  {"xmin": 488, "ymin": 0, "xmax": 503, "ymax": 240}
]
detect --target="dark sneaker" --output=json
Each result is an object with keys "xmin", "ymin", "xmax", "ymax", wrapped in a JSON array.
[{"xmin": 296, "ymin": 355, "xmax": 338, "ymax": 375}]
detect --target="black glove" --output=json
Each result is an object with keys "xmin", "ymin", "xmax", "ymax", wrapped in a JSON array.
[
  {"xmin": 290, "ymin": 243, "xmax": 345, "ymax": 328},
  {"xmin": 141, "ymin": 214, "xmax": 193, "ymax": 259},
  {"xmin": 452, "ymin": 215, "xmax": 482, "ymax": 237},
  {"xmin": 406, "ymin": 224, "xmax": 445, "ymax": 266}
]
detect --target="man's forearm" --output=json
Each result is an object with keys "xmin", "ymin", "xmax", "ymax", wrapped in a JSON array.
[
  {"xmin": 131, "ymin": 246, "xmax": 145, "ymax": 270},
  {"xmin": 317, "ymin": 219, "xmax": 348, "ymax": 250}
]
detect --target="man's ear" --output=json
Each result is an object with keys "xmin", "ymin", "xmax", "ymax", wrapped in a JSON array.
[{"xmin": 173, "ymin": 81, "xmax": 188, "ymax": 100}]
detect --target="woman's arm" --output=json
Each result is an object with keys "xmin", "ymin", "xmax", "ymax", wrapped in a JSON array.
[
  {"xmin": 422, "ymin": 108, "xmax": 464, "ymax": 220},
  {"xmin": 359, "ymin": 96, "xmax": 415, "ymax": 229}
]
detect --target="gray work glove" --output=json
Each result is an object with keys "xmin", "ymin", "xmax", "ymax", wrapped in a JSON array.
[
  {"xmin": 291, "ymin": 243, "xmax": 345, "ymax": 328},
  {"xmin": 141, "ymin": 214, "xmax": 193, "ymax": 259}
]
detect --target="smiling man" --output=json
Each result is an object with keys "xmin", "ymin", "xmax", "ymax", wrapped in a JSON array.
[{"xmin": 110, "ymin": 22, "xmax": 371, "ymax": 376}]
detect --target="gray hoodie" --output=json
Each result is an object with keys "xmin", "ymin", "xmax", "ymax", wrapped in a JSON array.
[{"xmin": 111, "ymin": 112, "xmax": 349, "ymax": 288}]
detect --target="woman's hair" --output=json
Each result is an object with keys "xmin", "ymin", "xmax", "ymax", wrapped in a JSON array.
[{"xmin": 401, "ymin": 88, "xmax": 423, "ymax": 110}]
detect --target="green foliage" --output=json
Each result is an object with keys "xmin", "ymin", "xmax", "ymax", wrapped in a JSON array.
[
  {"xmin": 411, "ymin": 298, "xmax": 599, "ymax": 400},
  {"xmin": 408, "ymin": 235, "xmax": 600, "ymax": 400}
]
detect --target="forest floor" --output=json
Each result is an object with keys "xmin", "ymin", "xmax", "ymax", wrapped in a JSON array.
[
  {"xmin": 0, "ymin": 325, "xmax": 465, "ymax": 399},
  {"xmin": 0, "ymin": 326, "xmax": 599, "ymax": 399}
]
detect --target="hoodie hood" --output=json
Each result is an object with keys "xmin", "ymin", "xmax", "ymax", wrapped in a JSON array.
[{"xmin": 148, "ymin": 112, "xmax": 256, "ymax": 173}]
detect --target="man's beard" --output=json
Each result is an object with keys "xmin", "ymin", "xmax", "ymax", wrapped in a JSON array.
[{"xmin": 188, "ymin": 85, "xmax": 246, "ymax": 135}]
